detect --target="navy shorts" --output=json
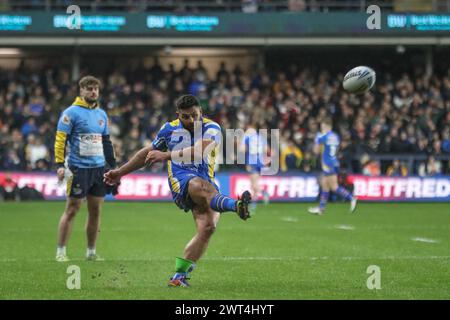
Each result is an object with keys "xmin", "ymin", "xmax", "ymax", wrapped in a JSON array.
[
  {"xmin": 169, "ymin": 171, "xmax": 219, "ymax": 213},
  {"xmin": 67, "ymin": 166, "xmax": 106, "ymax": 198}
]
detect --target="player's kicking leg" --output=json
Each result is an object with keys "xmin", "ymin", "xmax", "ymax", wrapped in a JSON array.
[
  {"xmin": 168, "ymin": 177, "xmax": 251, "ymax": 287},
  {"xmin": 56, "ymin": 197, "xmax": 82, "ymax": 261},
  {"xmin": 169, "ymin": 207, "xmax": 219, "ymax": 287}
]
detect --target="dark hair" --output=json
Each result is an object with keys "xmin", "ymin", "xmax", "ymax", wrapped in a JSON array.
[
  {"xmin": 78, "ymin": 75, "xmax": 101, "ymax": 89},
  {"xmin": 175, "ymin": 94, "xmax": 200, "ymax": 110},
  {"xmin": 322, "ymin": 117, "xmax": 333, "ymax": 126}
]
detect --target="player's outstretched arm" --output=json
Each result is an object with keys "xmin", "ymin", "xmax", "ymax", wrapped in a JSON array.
[
  {"xmin": 104, "ymin": 146, "xmax": 153, "ymax": 185},
  {"xmin": 145, "ymin": 139, "xmax": 215, "ymax": 166}
]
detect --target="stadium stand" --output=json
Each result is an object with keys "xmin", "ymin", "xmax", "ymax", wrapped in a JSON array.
[
  {"xmin": 0, "ymin": 59, "xmax": 449, "ymax": 175},
  {"xmin": 0, "ymin": 0, "xmax": 397, "ymax": 13},
  {"xmin": 3, "ymin": 0, "xmax": 450, "ymax": 13}
]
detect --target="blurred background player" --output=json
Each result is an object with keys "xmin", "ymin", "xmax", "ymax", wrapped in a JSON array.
[
  {"xmin": 308, "ymin": 117, "xmax": 357, "ymax": 215},
  {"xmin": 54, "ymin": 76, "xmax": 117, "ymax": 262},
  {"xmin": 240, "ymin": 123, "xmax": 270, "ymax": 212},
  {"xmin": 103, "ymin": 94, "xmax": 252, "ymax": 287}
]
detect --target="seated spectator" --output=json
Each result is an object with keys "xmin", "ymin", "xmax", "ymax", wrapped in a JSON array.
[
  {"xmin": 25, "ymin": 135, "xmax": 49, "ymax": 169},
  {"xmin": 391, "ymin": 131, "xmax": 413, "ymax": 153},
  {"xmin": 386, "ymin": 159, "xmax": 408, "ymax": 177},
  {"xmin": 418, "ymin": 155, "xmax": 442, "ymax": 176},
  {"xmin": 0, "ymin": 60, "xmax": 448, "ymax": 176},
  {"xmin": 442, "ymin": 128, "xmax": 450, "ymax": 154},
  {"xmin": 300, "ymin": 151, "xmax": 315, "ymax": 173},
  {"xmin": 242, "ymin": 0, "xmax": 258, "ymax": 13},
  {"xmin": 123, "ymin": 128, "xmax": 144, "ymax": 161},
  {"xmin": 34, "ymin": 159, "xmax": 50, "ymax": 171},
  {"xmin": 280, "ymin": 140, "xmax": 303, "ymax": 172},
  {"xmin": 288, "ymin": 0, "xmax": 306, "ymax": 12},
  {"xmin": 2, "ymin": 150, "xmax": 24, "ymax": 171},
  {"xmin": 361, "ymin": 153, "xmax": 381, "ymax": 176},
  {"xmin": 21, "ymin": 117, "xmax": 38, "ymax": 138},
  {"xmin": 0, "ymin": 173, "xmax": 20, "ymax": 201}
]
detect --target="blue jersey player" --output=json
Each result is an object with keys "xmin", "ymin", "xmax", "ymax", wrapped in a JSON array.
[
  {"xmin": 308, "ymin": 117, "xmax": 357, "ymax": 215},
  {"xmin": 104, "ymin": 95, "xmax": 251, "ymax": 287},
  {"xmin": 240, "ymin": 123, "xmax": 270, "ymax": 211},
  {"xmin": 54, "ymin": 76, "xmax": 117, "ymax": 262}
]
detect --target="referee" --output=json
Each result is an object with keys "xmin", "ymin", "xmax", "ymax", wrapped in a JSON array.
[{"xmin": 54, "ymin": 76, "xmax": 117, "ymax": 262}]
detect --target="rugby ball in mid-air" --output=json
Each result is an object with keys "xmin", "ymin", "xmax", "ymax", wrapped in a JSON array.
[{"xmin": 343, "ymin": 66, "xmax": 376, "ymax": 94}]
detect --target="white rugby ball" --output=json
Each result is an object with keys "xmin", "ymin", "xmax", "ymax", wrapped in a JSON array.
[{"xmin": 343, "ymin": 66, "xmax": 376, "ymax": 94}]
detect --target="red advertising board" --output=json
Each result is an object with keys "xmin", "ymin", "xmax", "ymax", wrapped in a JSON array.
[{"xmin": 1, "ymin": 172, "xmax": 449, "ymax": 202}]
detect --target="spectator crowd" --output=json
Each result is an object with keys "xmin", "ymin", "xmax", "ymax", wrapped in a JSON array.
[{"xmin": 0, "ymin": 58, "xmax": 449, "ymax": 176}]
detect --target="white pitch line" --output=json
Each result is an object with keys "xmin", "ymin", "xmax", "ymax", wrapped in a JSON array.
[
  {"xmin": 334, "ymin": 224, "xmax": 355, "ymax": 231},
  {"xmin": 2, "ymin": 226, "xmax": 450, "ymax": 232},
  {"xmin": 1, "ymin": 256, "xmax": 449, "ymax": 263},
  {"xmin": 411, "ymin": 237, "xmax": 440, "ymax": 244},
  {"xmin": 281, "ymin": 217, "xmax": 299, "ymax": 223}
]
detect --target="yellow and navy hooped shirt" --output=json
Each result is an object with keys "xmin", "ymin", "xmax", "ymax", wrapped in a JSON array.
[
  {"xmin": 152, "ymin": 117, "xmax": 222, "ymax": 184},
  {"xmin": 55, "ymin": 97, "xmax": 109, "ymax": 168}
]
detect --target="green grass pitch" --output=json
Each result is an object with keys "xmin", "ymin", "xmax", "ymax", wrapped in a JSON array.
[{"xmin": 0, "ymin": 201, "xmax": 449, "ymax": 299}]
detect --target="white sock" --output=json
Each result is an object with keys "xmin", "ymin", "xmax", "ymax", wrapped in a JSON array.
[
  {"xmin": 56, "ymin": 246, "xmax": 66, "ymax": 256},
  {"xmin": 87, "ymin": 248, "xmax": 96, "ymax": 256}
]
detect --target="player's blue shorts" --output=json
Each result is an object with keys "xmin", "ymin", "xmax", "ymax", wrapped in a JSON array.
[
  {"xmin": 322, "ymin": 164, "xmax": 339, "ymax": 176},
  {"xmin": 67, "ymin": 166, "xmax": 106, "ymax": 198},
  {"xmin": 168, "ymin": 170, "xmax": 219, "ymax": 212}
]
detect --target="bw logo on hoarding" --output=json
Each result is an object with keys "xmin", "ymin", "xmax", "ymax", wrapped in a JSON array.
[
  {"xmin": 66, "ymin": 5, "xmax": 81, "ymax": 30},
  {"xmin": 366, "ymin": 5, "xmax": 381, "ymax": 30}
]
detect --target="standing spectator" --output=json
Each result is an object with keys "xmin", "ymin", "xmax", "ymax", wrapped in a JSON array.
[
  {"xmin": 216, "ymin": 61, "xmax": 229, "ymax": 82},
  {"xmin": 194, "ymin": 60, "xmax": 208, "ymax": 83}
]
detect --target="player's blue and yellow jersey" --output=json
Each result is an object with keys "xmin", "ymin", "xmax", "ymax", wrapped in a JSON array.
[
  {"xmin": 315, "ymin": 130, "xmax": 340, "ymax": 174},
  {"xmin": 55, "ymin": 97, "xmax": 109, "ymax": 168},
  {"xmin": 242, "ymin": 130, "xmax": 266, "ymax": 170},
  {"xmin": 152, "ymin": 117, "xmax": 222, "ymax": 195}
]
